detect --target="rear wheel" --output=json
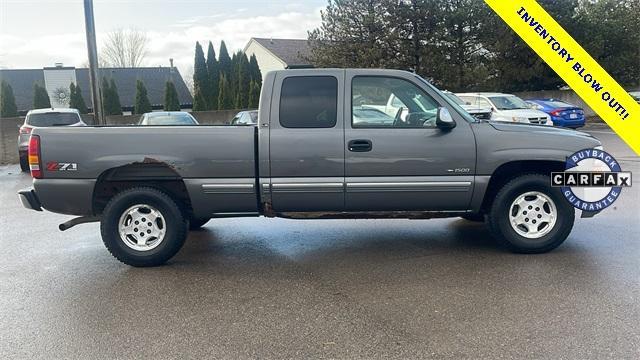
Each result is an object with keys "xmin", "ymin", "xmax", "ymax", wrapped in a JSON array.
[
  {"xmin": 488, "ymin": 174, "xmax": 574, "ymax": 253},
  {"xmin": 100, "ymin": 187, "xmax": 188, "ymax": 267}
]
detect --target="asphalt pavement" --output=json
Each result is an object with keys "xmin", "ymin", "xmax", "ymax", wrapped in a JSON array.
[{"xmin": 1, "ymin": 128, "xmax": 638, "ymax": 359}]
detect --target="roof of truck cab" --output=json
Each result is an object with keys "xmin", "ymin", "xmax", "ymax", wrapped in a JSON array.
[{"xmin": 26, "ymin": 108, "xmax": 80, "ymax": 115}]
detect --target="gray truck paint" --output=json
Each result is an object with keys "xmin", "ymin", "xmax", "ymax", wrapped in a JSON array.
[{"xmin": 25, "ymin": 69, "xmax": 601, "ymax": 219}]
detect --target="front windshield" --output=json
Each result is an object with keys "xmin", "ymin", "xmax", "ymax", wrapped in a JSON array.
[
  {"xmin": 489, "ymin": 96, "xmax": 529, "ymax": 110},
  {"xmin": 444, "ymin": 92, "xmax": 465, "ymax": 106}
]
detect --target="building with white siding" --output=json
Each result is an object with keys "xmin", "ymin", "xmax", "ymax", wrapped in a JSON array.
[{"xmin": 243, "ymin": 38, "xmax": 312, "ymax": 79}]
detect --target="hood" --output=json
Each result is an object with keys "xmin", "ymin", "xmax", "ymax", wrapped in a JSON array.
[
  {"xmin": 490, "ymin": 121, "xmax": 595, "ymax": 139},
  {"xmin": 461, "ymin": 104, "xmax": 491, "ymax": 114},
  {"xmin": 497, "ymin": 108, "xmax": 549, "ymax": 118}
]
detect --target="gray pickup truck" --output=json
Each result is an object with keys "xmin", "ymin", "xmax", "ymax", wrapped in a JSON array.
[{"xmin": 19, "ymin": 69, "xmax": 601, "ymax": 267}]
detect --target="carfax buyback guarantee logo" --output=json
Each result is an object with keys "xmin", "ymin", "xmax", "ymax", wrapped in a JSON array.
[{"xmin": 551, "ymin": 148, "xmax": 632, "ymax": 211}]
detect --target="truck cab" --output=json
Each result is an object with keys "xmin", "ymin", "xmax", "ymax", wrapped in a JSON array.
[{"xmin": 261, "ymin": 69, "xmax": 475, "ymax": 214}]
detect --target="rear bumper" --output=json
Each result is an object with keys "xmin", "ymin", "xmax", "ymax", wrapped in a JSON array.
[
  {"xmin": 18, "ymin": 188, "xmax": 42, "ymax": 211},
  {"xmin": 551, "ymin": 116, "xmax": 585, "ymax": 128}
]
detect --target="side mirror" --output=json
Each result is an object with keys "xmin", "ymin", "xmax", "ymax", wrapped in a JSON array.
[{"xmin": 436, "ymin": 107, "xmax": 456, "ymax": 130}]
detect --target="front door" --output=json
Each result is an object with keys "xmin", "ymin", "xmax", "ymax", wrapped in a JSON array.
[
  {"xmin": 345, "ymin": 71, "xmax": 476, "ymax": 211},
  {"xmin": 268, "ymin": 70, "xmax": 345, "ymax": 212}
]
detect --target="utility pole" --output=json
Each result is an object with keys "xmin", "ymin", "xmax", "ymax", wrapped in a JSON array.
[{"xmin": 83, "ymin": 0, "xmax": 104, "ymax": 124}]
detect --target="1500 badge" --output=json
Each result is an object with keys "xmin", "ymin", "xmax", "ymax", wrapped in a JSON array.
[{"xmin": 46, "ymin": 162, "xmax": 78, "ymax": 171}]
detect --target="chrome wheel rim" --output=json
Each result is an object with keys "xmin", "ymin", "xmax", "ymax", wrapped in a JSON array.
[
  {"xmin": 118, "ymin": 204, "xmax": 166, "ymax": 251},
  {"xmin": 508, "ymin": 191, "xmax": 557, "ymax": 239}
]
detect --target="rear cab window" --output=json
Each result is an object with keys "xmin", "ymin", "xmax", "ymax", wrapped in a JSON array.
[
  {"xmin": 26, "ymin": 112, "xmax": 81, "ymax": 127},
  {"xmin": 279, "ymin": 76, "xmax": 338, "ymax": 128}
]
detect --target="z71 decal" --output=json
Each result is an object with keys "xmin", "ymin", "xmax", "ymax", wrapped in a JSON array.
[{"xmin": 46, "ymin": 162, "xmax": 78, "ymax": 171}]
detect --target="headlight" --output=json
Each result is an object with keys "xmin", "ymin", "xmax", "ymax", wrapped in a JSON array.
[{"xmin": 512, "ymin": 116, "xmax": 528, "ymax": 123}]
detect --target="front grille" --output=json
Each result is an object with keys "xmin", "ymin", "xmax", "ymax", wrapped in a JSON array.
[{"xmin": 528, "ymin": 117, "xmax": 547, "ymax": 124}]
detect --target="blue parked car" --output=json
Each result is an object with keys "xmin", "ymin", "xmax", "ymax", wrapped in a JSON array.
[{"xmin": 525, "ymin": 99, "xmax": 585, "ymax": 128}]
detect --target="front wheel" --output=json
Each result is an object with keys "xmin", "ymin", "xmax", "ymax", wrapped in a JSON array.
[
  {"xmin": 100, "ymin": 187, "xmax": 188, "ymax": 267},
  {"xmin": 488, "ymin": 174, "xmax": 574, "ymax": 253}
]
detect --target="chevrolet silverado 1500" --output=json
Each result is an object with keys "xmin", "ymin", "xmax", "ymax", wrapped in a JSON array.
[{"xmin": 19, "ymin": 69, "xmax": 601, "ymax": 266}]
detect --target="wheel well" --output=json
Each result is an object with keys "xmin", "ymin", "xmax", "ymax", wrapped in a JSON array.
[
  {"xmin": 92, "ymin": 163, "xmax": 193, "ymax": 217},
  {"xmin": 480, "ymin": 160, "xmax": 565, "ymax": 213}
]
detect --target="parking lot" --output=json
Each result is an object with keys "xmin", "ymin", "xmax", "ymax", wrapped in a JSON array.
[{"xmin": 0, "ymin": 127, "xmax": 638, "ymax": 359}]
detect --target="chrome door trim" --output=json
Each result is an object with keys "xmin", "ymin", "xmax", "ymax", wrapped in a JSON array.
[
  {"xmin": 202, "ymin": 183, "xmax": 255, "ymax": 194},
  {"xmin": 346, "ymin": 181, "xmax": 471, "ymax": 192},
  {"xmin": 271, "ymin": 182, "xmax": 344, "ymax": 193}
]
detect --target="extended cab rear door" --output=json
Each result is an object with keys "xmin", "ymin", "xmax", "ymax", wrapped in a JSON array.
[
  {"xmin": 267, "ymin": 70, "xmax": 345, "ymax": 212},
  {"xmin": 344, "ymin": 70, "xmax": 476, "ymax": 211}
]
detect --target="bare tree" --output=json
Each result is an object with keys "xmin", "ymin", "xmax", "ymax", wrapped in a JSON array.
[
  {"xmin": 183, "ymin": 65, "xmax": 194, "ymax": 96},
  {"xmin": 100, "ymin": 28, "xmax": 149, "ymax": 67}
]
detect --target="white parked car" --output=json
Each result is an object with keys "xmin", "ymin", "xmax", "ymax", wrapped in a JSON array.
[
  {"xmin": 442, "ymin": 91, "xmax": 492, "ymax": 121},
  {"xmin": 457, "ymin": 92, "xmax": 552, "ymax": 125},
  {"xmin": 18, "ymin": 108, "xmax": 86, "ymax": 172}
]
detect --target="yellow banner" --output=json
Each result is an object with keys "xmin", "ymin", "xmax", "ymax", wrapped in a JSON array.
[{"xmin": 484, "ymin": 0, "xmax": 640, "ymax": 155}]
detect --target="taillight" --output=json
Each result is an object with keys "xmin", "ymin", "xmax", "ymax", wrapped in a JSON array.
[
  {"xmin": 28, "ymin": 135, "xmax": 42, "ymax": 178},
  {"xmin": 19, "ymin": 126, "xmax": 32, "ymax": 135},
  {"xmin": 550, "ymin": 109, "xmax": 562, "ymax": 116}
]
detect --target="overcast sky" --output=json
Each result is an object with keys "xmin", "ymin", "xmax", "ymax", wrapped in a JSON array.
[{"xmin": 0, "ymin": 0, "xmax": 324, "ymax": 77}]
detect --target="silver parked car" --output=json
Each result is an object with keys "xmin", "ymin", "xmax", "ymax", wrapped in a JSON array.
[
  {"xmin": 230, "ymin": 110, "xmax": 258, "ymax": 125},
  {"xmin": 138, "ymin": 112, "xmax": 199, "ymax": 126},
  {"xmin": 18, "ymin": 108, "xmax": 86, "ymax": 172}
]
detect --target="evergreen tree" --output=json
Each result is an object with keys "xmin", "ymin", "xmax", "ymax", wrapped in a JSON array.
[
  {"xmin": 217, "ymin": 74, "xmax": 233, "ymax": 110},
  {"xmin": 247, "ymin": 80, "xmax": 260, "ymax": 109},
  {"xmin": 134, "ymin": 80, "xmax": 152, "ymax": 114},
  {"xmin": 71, "ymin": 83, "xmax": 88, "ymax": 114},
  {"xmin": 164, "ymin": 81, "xmax": 181, "ymax": 111},
  {"xmin": 206, "ymin": 41, "xmax": 220, "ymax": 110},
  {"xmin": 33, "ymin": 83, "xmax": 51, "ymax": 108},
  {"xmin": 234, "ymin": 53, "xmax": 250, "ymax": 109},
  {"xmin": 0, "ymin": 81, "xmax": 18, "ymax": 118},
  {"xmin": 192, "ymin": 41, "xmax": 209, "ymax": 111},
  {"xmin": 248, "ymin": 54, "xmax": 262, "ymax": 87},
  {"xmin": 192, "ymin": 93, "xmax": 206, "ymax": 112},
  {"xmin": 101, "ymin": 77, "xmax": 122, "ymax": 115},
  {"xmin": 109, "ymin": 78, "xmax": 122, "ymax": 115},
  {"xmin": 218, "ymin": 40, "xmax": 232, "ymax": 79},
  {"xmin": 101, "ymin": 77, "xmax": 112, "ymax": 114}
]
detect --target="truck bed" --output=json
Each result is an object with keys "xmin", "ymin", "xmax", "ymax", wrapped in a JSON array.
[{"xmin": 31, "ymin": 125, "xmax": 258, "ymax": 217}]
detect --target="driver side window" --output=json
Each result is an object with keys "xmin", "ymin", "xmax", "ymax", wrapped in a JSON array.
[{"xmin": 352, "ymin": 76, "xmax": 439, "ymax": 128}]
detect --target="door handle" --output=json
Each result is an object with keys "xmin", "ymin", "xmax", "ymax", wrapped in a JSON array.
[{"xmin": 348, "ymin": 139, "xmax": 372, "ymax": 152}]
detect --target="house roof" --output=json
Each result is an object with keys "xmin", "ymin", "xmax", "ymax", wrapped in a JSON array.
[
  {"xmin": 251, "ymin": 38, "xmax": 311, "ymax": 67},
  {"xmin": 0, "ymin": 66, "xmax": 193, "ymax": 112},
  {"xmin": 0, "ymin": 69, "xmax": 46, "ymax": 111}
]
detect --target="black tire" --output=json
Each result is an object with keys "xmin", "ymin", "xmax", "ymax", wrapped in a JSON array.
[
  {"xmin": 100, "ymin": 187, "xmax": 188, "ymax": 267},
  {"xmin": 189, "ymin": 217, "xmax": 210, "ymax": 230},
  {"xmin": 19, "ymin": 153, "xmax": 29, "ymax": 172},
  {"xmin": 488, "ymin": 174, "xmax": 574, "ymax": 253},
  {"xmin": 461, "ymin": 213, "xmax": 485, "ymax": 222}
]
